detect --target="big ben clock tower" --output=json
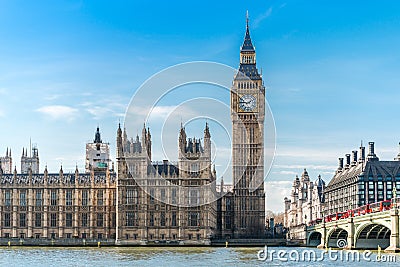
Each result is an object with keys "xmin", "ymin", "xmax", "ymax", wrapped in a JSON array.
[{"xmin": 231, "ymin": 13, "xmax": 265, "ymax": 238}]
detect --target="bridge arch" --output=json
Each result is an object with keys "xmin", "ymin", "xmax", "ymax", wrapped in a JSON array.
[
  {"xmin": 355, "ymin": 223, "xmax": 391, "ymax": 249},
  {"xmin": 327, "ymin": 227, "xmax": 348, "ymax": 248},
  {"xmin": 307, "ymin": 231, "xmax": 322, "ymax": 247}
]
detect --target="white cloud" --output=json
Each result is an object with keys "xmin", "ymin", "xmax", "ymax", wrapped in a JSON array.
[
  {"xmin": 274, "ymin": 164, "xmax": 337, "ymax": 171},
  {"xmin": 44, "ymin": 94, "xmax": 61, "ymax": 101},
  {"xmin": 86, "ymin": 106, "xmax": 113, "ymax": 119},
  {"xmin": 265, "ymin": 180, "xmax": 292, "ymax": 212},
  {"xmin": 127, "ymin": 105, "xmax": 197, "ymax": 124},
  {"xmin": 36, "ymin": 105, "xmax": 78, "ymax": 120},
  {"xmin": 274, "ymin": 170, "xmax": 298, "ymax": 175},
  {"xmin": 253, "ymin": 7, "xmax": 272, "ymax": 28},
  {"xmin": 80, "ymin": 95, "xmax": 129, "ymax": 120},
  {"xmin": 149, "ymin": 106, "xmax": 178, "ymax": 119}
]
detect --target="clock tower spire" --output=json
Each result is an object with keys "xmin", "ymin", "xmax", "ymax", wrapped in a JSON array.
[{"xmin": 231, "ymin": 12, "xmax": 266, "ymax": 238}]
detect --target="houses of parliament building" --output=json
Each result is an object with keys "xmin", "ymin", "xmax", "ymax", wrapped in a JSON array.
[{"xmin": 0, "ymin": 17, "xmax": 266, "ymax": 244}]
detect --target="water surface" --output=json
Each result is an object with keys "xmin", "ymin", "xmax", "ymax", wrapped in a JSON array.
[{"xmin": 0, "ymin": 246, "xmax": 398, "ymax": 266}]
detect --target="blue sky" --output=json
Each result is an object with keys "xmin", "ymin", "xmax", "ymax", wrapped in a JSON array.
[{"xmin": 1, "ymin": 1, "xmax": 400, "ymax": 211}]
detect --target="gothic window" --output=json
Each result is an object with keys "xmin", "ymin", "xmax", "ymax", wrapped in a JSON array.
[
  {"xmin": 171, "ymin": 188, "xmax": 177, "ymax": 205},
  {"xmin": 97, "ymin": 190, "xmax": 104, "ymax": 206},
  {"xmin": 97, "ymin": 213, "xmax": 103, "ymax": 227},
  {"xmin": 19, "ymin": 213, "xmax": 26, "ymax": 227},
  {"xmin": 111, "ymin": 212, "xmax": 116, "ymax": 228},
  {"xmin": 171, "ymin": 212, "xmax": 177, "ymax": 227},
  {"xmin": 225, "ymin": 215, "xmax": 231, "ymax": 229},
  {"xmin": 149, "ymin": 188, "xmax": 155, "ymax": 204},
  {"xmin": 112, "ymin": 191, "xmax": 116, "ymax": 206},
  {"xmin": 160, "ymin": 211, "xmax": 166, "ymax": 226},
  {"xmin": 126, "ymin": 212, "xmax": 135, "ymax": 227},
  {"xmin": 50, "ymin": 190, "xmax": 57, "ymax": 206},
  {"xmin": 190, "ymin": 163, "xmax": 199, "ymax": 174},
  {"xmin": 226, "ymin": 198, "xmax": 231, "ymax": 211},
  {"xmin": 189, "ymin": 189, "xmax": 199, "ymax": 206},
  {"xmin": 66, "ymin": 190, "xmax": 73, "ymax": 206},
  {"xmin": 188, "ymin": 212, "xmax": 199, "ymax": 227},
  {"xmin": 65, "ymin": 213, "xmax": 73, "ymax": 227},
  {"xmin": 82, "ymin": 190, "xmax": 89, "ymax": 206},
  {"xmin": 4, "ymin": 190, "xmax": 11, "ymax": 207},
  {"xmin": 3, "ymin": 213, "xmax": 11, "ymax": 227},
  {"xmin": 50, "ymin": 213, "xmax": 57, "ymax": 227},
  {"xmin": 35, "ymin": 213, "xmax": 42, "ymax": 227},
  {"xmin": 35, "ymin": 190, "xmax": 43, "ymax": 207},
  {"xmin": 126, "ymin": 189, "xmax": 137, "ymax": 204},
  {"xmin": 149, "ymin": 212, "xmax": 154, "ymax": 226},
  {"xmin": 20, "ymin": 191, "xmax": 26, "ymax": 206},
  {"xmin": 249, "ymin": 127, "xmax": 254, "ymax": 143},
  {"xmin": 81, "ymin": 213, "xmax": 89, "ymax": 227},
  {"xmin": 160, "ymin": 188, "xmax": 166, "ymax": 203}
]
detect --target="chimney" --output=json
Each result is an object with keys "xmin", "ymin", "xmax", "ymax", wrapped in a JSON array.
[
  {"xmin": 359, "ymin": 145, "xmax": 365, "ymax": 162},
  {"xmin": 367, "ymin": 141, "xmax": 379, "ymax": 161},
  {"xmin": 351, "ymin": 150, "xmax": 358, "ymax": 166},
  {"xmin": 338, "ymin": 158, "xmax": 344, "ymax": 171},
  {"xmin": 345, "ymin": 154, "xmax": 351, "ymax": 168}
]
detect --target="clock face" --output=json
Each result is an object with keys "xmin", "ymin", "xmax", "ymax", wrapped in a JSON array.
[{"xmin": 239, "ymin": 94, "xmax": 257, "ymax": 112}]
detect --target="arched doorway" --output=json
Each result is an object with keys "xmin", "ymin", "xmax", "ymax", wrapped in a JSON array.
[
  {"xmin": 308, "ymin": 231, "xmax": 322, "ymax": 247},
  {"xmin": 355, "ymin": 224, "xmax": 390, "ymax": 249},
  {"xmin": 327, "ymin": 228, "xmax": 348, "ymax": 248}
]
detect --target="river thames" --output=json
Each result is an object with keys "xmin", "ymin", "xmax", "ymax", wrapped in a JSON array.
[{"xmin": 0, "ymin": 246, "xmax": 398, "ymax": 266}]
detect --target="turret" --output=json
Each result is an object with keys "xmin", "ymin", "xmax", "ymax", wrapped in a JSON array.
[
  {"xmin": 21, "ymin": 144, "xmax": 39, "ymax": 174},
  {"xmin": 0, "ymin": 147, "xmax": 12, "ymax": 174},
  {"xmin": 178, "ymin": 123, "xmax": 187, "ymax": 158},
  {"xmin": 94, "ymin": 126, "xmax": 102, "ymax": 143},
  {"xmin": 146, "ymin": 127, "xmax": 152, "ymax": 160},
  {"xmin": 117, "ymin": 123, "xmax": 123, "ymax": 158},
  {"xmin": 204, "ymin": 122, "xmax": 211, "ymax": 159}
]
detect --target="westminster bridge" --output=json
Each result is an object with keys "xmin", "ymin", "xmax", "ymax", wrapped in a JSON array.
[{"xmin": 304, "ymin": 206, "xmax": 400, "ymax": 252}]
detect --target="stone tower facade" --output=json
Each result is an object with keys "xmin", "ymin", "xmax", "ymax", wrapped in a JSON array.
[
  {"xmin": 116, "ymin": 123, "xmax": 216, "ymax": 244},
  {"xmin": 0, "ymin": 148, "xmax": 12, "ymax": 174},
  {"xmin": 231, "ymin": 15, "xmax": 266, "ymax": 238},
  {"xmin": 284, "ymin": 169, "xmax": 325, "ymax": 228},
  {"xmin": 21, "ymin": 145, "xmax": 39, "ymax": 174},
  {"xmin": 85, "ymin": 127, "xmax": 111, "ymax": 173},
  {"xmin": 0, "ymin": 127, "xmax": 116, "ymax": 241}
]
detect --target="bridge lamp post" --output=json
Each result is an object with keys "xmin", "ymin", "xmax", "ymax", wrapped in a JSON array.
[
  {"xmin": 320, "ymin": 208, "xmax": 327, "ymax": 249},
  {"xmin": 349, "ymin": 203, "xmax": 353, "ymax": 218}
]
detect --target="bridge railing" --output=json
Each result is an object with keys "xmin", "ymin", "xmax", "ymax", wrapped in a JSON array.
[
  {"xmin": 392, "ymin": 197, "xmax": 400, "ymax": 208},
  {"xmin": 320, "ymin": 199, "xmax": 395, "ymax": 225}
]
